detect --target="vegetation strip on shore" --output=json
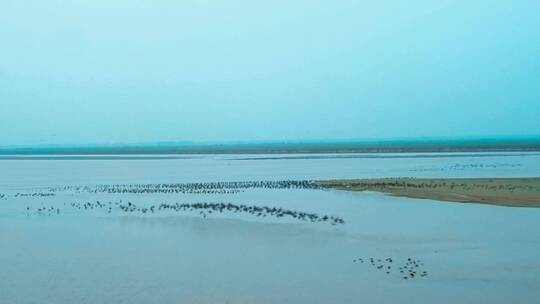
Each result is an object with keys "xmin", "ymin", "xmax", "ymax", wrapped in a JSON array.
[{"xmin": 317, "ymin": 178, "xmax": 540, "ymax": 207}]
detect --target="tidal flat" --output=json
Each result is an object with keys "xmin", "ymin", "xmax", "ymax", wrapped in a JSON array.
[
  {"xmin": 318, "ymin": 177, "xmax": 540, "ymax": 207},
  {"xmin": 1, "ymin": 152, "xmax": 540, "ymax": 303}
]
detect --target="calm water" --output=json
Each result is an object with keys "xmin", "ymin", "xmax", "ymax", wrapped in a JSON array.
[{"xmin": 1, "ymin": 152, "xmax": 540, "ymax": 303}]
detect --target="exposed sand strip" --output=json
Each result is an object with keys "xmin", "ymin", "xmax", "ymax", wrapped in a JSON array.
[{"xmin": 317, "ymin": 177, "xmax": 540, "ymax": 207}]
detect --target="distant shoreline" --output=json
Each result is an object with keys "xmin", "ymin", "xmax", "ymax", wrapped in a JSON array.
[
  {"xmin": 0, "ymin": 152, "xmax": 539, "ymax": 161},
  {"xmin": 317, "ymin": 177, "xmax": 540, "ymax": 208},
  {"xmin": 2, "ymin": 138, "xmax": 540, "ymax": 155}
]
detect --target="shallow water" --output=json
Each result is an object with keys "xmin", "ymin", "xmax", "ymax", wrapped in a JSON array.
[
  {"xmin": 1, "ymin": 152, "xmax": 540, "ymax": 189},
  {"xmin": 1, "ymin": 152, "xmax": 540, "ymax": 303}
]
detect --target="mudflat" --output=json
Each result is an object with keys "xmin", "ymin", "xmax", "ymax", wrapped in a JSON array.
[{"xmin": 317, "ymin": 177, "xmax": 540, "ymax": 207}]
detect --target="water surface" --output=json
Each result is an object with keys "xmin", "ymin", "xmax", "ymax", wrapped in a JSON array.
[{"xmin": 1, "ymin": 152, "xmax": 539, "ymax": 303}]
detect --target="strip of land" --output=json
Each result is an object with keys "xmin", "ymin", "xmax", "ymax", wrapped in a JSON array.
[
  {"xmin": 317, "ymin": 178, "xmax": 540, "ymax": 207},
  {"xmin": 2, "ymin": 137, "xmax": 540, "ymax": 155}
]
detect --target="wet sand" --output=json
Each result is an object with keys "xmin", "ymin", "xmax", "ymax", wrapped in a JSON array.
[{"xmin": 318, "ymin": 178, "xmax": 540, "ymax": 207}]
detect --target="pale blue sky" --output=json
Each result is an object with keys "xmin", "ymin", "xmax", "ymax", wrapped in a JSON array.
[{"xmin": 1, "ymin": 0, "xmax": 539, "ymax": 146}]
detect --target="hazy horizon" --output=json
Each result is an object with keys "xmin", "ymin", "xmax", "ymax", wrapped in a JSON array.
[{"xmin": 1, "ymin": 134, "xmax": 539, "ymax": 148}]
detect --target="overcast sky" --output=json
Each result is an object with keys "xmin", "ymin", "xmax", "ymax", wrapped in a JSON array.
[{"xmin": 1, "ymin": 0, "xmax": 539, "ymax": 146}]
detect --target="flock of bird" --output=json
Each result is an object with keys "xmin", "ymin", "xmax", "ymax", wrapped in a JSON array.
[
  {"xmin": 353, "ymin": 257, "xmax": 428, "ymax": 279},
  {"xmin": 28, "ymin": 201, "xmax": 116, "ymax": 216},
  {"xmin": 30, "ymin": 205, "xmax": 60, "ymax": 215},
  {"xmin": 19, "ymin": 180, "xmax": 342, "ymax": 226},
  {"xmin": 47, "ymin": 180, "xmax": 321, "ymax": 195},
  {"xmin": 146, "ymin": 202, "xmax": 344, "ymax": 225},
  {"xmin": 411, "ymin": 162, "xmax": 522, "ymax": 172},
  {"xmin": 26, "ymin": 200, "xmax": 345, "ymax": 225},
  {"xmin": 449, "ymin": 162, "xmax": 521, "ymax": 170},
  {"xmin": 14, "ymin": 192, "xmax": 55, "ymax": 197},
  {"xmin": 14, "ymin": 179, "xmax": 438, "ymax": 281}
]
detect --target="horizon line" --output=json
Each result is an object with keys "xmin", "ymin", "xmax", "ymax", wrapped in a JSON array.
[
  {"xmin": 1, "ymin": 135, "xmax": 540, "ymax": 155},
  {"xmin": 2, "ymin": 134, "xmax": 540, "ymax": 150}
]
